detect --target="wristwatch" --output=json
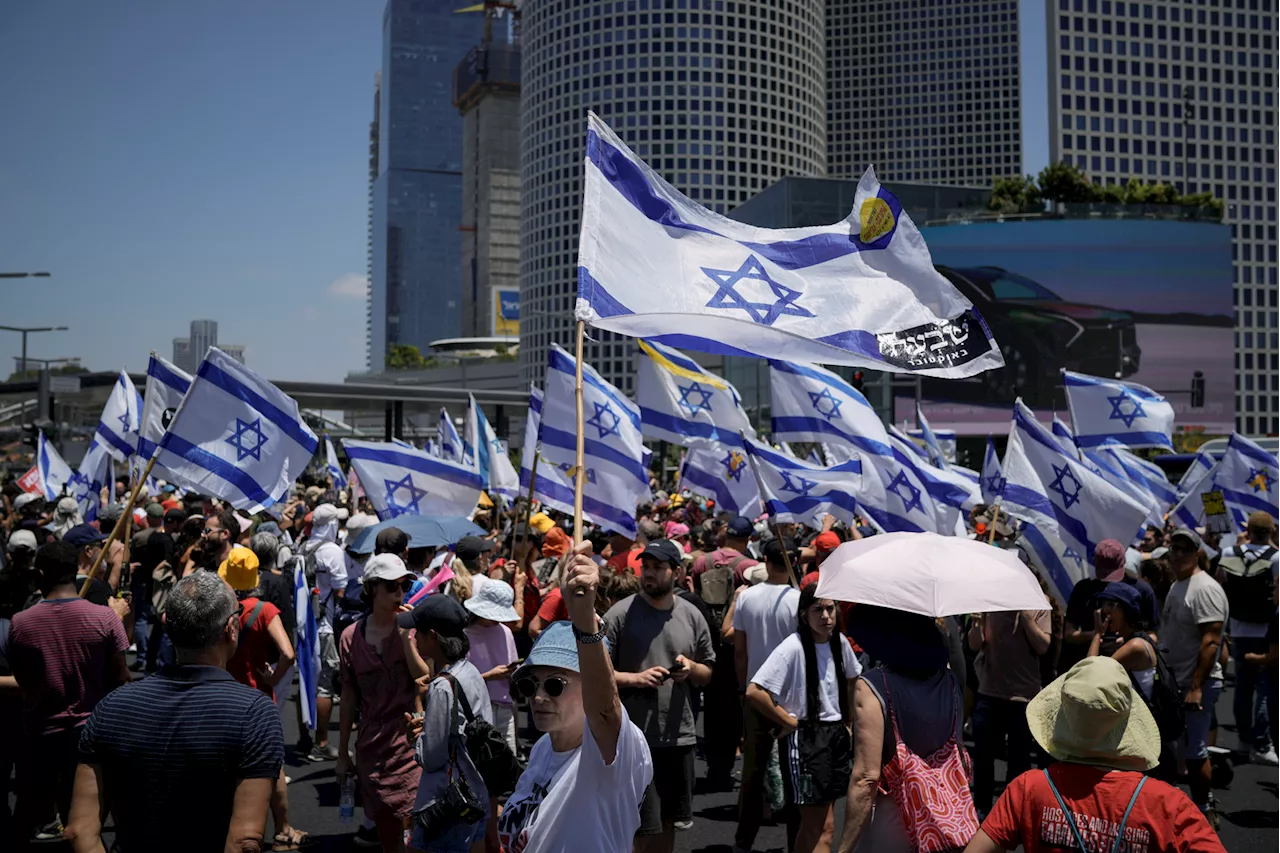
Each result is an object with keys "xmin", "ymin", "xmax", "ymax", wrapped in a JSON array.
[{"xmin": 573, "ymin": 617, "xmax": 607, "ymax": 645}]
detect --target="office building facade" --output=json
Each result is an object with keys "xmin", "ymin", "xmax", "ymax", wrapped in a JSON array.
[
  {"xmin": 826, "ymin": 0, "xmax": 1023, "ymax": 185},
  {"xmin": 172, "ymin": 320, "xmax": 244, "ymax": 372},
  {"xmin": 368, "ymin": 0, "xmax": 481, "ymax": 371},
  {"xmin": 519, "ymin": 0, "xmax": 828, "ymax": 393},
  {"xmin": 1046, "ymin": 0, "xmax": 1277, "ymax": 433}
]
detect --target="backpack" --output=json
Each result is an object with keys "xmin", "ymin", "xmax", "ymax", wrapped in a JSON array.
[
  {"xmin": 440, "ymin": 672, "xmax": 523, "ymax": 797},
  {"xmin": 1132, "ymin": 631, "xmax": 1186, "ymax": 743},
  {"xmin": 699, "ymin": 554, "xmax": 745, "ymax": 631},
  {"xmin": 1218, "ymin": 546, "xmax": 1277, "ymax": 625}
]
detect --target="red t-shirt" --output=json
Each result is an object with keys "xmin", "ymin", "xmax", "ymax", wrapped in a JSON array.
[
  {"xmin": 226, "ymin": 597, "xmax": 281, "ymax": 699},
  {"xmin": 536, "ymin": 586, "xmax": 569, "ymax": 624},
  {"xmin": 982, "ymin": 764, "xmax": 1225, "ymax": 853},
  {"xmin": 606, "ymin": 547, "xmax": 643, "ymax": 576}
]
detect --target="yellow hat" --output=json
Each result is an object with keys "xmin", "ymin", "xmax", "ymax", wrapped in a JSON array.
[
  {"xmin": 218, "ymin": 546, "xmax": 260, "ymax": 592},
  {"xmin": 528, "ymin": 512, "xmax": 556, "ymax": 535}
]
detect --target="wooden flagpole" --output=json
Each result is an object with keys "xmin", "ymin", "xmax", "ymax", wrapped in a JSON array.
[
  {"xmin": 571, "ymin": 320, "xmax": 587, "ymax": 596},
  {"xmin": 987, "ymin": 503, "xmax": 1001, "ymax": 545},
  {"xmin": 80, "ymin": 454, "xmax": 159, "ymax": 598}
]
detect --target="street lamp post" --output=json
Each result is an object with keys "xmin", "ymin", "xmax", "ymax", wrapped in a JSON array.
[
  {"xmin": 0, "ymin": 325, "xmax": 70, "ymax": 375},
  {"xmin": 0, "ymin": 271, "xmax": 51, "ymax": 279}
]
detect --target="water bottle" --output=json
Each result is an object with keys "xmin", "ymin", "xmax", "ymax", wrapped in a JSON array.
[{"xmin": 338, "ymin": 777, "xmax": 355, "ymax": 825}]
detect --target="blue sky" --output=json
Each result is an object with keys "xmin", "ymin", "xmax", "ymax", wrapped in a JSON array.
[{"xmin": 0, "ymin": 1, "xmax": 1049, "ymax": 384}]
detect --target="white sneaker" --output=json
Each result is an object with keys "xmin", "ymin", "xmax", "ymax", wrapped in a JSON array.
[
  {"xmin": 673, "ymin": 819, "xmax": 693, "ymax": 831},
  {"xmin": 1249, "ymin": 746, "xmax": 1279, "ymax": 766}
]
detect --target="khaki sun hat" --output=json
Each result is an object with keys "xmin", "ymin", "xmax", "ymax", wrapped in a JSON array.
[{"xmin": 1026, "ymin": 656, "xmax": 1160, "ymax": 773}]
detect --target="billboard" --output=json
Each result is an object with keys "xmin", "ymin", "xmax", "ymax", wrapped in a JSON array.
[
  {"xmin": 896, "ymin": 219, "xmax": 1234, "ymax": 436},
  {"xmin": 493, "ymin": 287, "xmax": 519, "ymax": 336}
]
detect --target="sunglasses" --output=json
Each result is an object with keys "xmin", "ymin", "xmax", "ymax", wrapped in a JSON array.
[
  {"xmin": 514, "ymin": 674, "xmax": 570, "ymax": 700},
  {"xmin": 381, "ymin": 578, "xmax": 413, "ymax": 593}
]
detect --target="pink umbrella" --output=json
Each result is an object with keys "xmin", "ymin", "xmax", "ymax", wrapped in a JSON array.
[{"xmin": 814, "ymin": 532, "xmax": 1050, "ymax": 618}]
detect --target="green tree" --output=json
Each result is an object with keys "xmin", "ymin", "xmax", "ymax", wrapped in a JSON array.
[
  {"xmin": 1037, "ymin": 161, "xmax": 1097, "ymax": 203},
  {"xmin": 988, "ymin": 175, "xmax": 1043, "ymax": 214},
  {"xmin": 5, "ymin": 362, "xmax": 89, "ymax": 383},
  {"xmin": 386, "ymin": 344, "xmax": 427, "ymax": 370}
]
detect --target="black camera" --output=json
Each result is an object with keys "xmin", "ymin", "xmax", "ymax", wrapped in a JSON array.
[{"xmin": 412, "ymin": 777, "xmax": 485, "ymax": 839}]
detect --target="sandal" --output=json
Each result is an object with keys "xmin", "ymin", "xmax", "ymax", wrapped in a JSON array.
[{"xmin": 273, "ymin": 828, "xmax": 316, "ymax": 851}]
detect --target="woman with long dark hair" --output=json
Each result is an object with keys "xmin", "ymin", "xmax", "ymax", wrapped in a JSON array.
[{"xmin": 746, "ymin": 583, "xmax": 862, "ymax": 853}]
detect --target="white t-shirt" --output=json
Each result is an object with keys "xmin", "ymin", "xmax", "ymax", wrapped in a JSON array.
[
  {"xmin": 751, "ymin": 632, "xmax": 863, "ymax": 722},
  {"xmin": 496, "ymin": 705, "xmax": 652, "ymax": 853},
  {"xmin": 732, "ymin": 583, "xmax": 801, "ymax": 681},
  {"xmin": 310, "ymin": 540, "xmax": 348, "ymax": 636}
]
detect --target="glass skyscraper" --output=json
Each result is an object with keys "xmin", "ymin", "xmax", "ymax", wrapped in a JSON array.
[{"xmin": 369, "ymin": 0, "xmax": 482, "ymax": 370}]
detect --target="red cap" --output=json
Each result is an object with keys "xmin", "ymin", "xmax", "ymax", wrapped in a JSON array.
[{"xmin": 813, "ymin": 531, "xmax": 841, "ymax": 554}]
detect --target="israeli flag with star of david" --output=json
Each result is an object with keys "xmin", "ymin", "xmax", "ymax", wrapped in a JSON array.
[
  {"xmin": 1100, "ymin": 446, "xmax": 1178, "ymax": 510},
  {"xmin": 636, "ymin": 339, "xmax": 756, "ymax": 446},
  {"xmin": 36, "ymin": 430, "xmax": 74, "ymax": 502},
  {"xmin": 885, "ymin": 432, "xmax": 979, "ymax": 526},
  {"xmin": 520, "ymin": 384, "xmax": 593, "ymax": 523},
  {"xmin": 1052, "ymin": 417, "xmax": 1078, "ymax": 453},
  {"xmin": 1082, "ymin": 448, "xmax": 1164, "ymax": 529},
  {"xmin": 1063, "ymin": 370, "xmax": 1175, "ymax": 450},
  {"xmin": 981, "ymin": 437, "xmax": 1006, "ymax": 506},
  {"xmin": 1177, "ymin": 449, "xmax": 1216, "ymax": 497},
  {"xmin": 677, "ymin": 439, "xmax": 762, "ymax": 518},
  {"xmin": 539, "ymin": 343, "xmax": 650, "ymax": 537},
  {"xmin": 743, "ymin": 437, "xmax": 861, "ymax": 529},
  {"xmin": 466, "ymin": 394, "xmax": 520, "ymax": 503},
  {"xmin": 156, "ymin": 347, "xmax": 319, "ymax": 513},
  {"xmin": 438, "ymin": 408, "xmax": 464, "ymax": 464},
  {"xmin": 576, "ymin": 112, "xmax": 1004, "ymax": 377},
  {"xmin": 914, "ymin": 404, "xmax": 950, "ymax": 469},
  {"xmin": 1017, "ymin": 522, "xmax": 1089, "ymax": 608},
  {"xmin": 343, "ymin": 439, "xmax": 483, "ymax": 521},
  {"xmin": 1001, "ymin": 399, "xmax": 1150, "ymax": 587},
  {"xmin": 95, "ymin": 370, "xmax": 143, "ymax": 464},
  {"xmin": 769, "ymin": 360, "xmax": 893, "ymax": 458},
  {"xmin": 1169, "ymin": 433, "xmax": 1277, "ymax": 532},
  {"xmin": 325, "ymin": 437, "xmax": 346, "ymax": 490},
  {"xmin": 138, "ymin": 355, "xmax": 192, "ymax": 477},
  {"xmin": 72, "ymin": 438, "xmax": 111, "ymax": 521}
]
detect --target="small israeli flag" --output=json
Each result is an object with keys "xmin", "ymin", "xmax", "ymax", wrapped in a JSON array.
[
  {"xmin": 438, "ymin": 408, "xmax": 463, "ymax": 463},
  {"xmin": 769, "ymin": 360, "xmax": 892, "ymax": 458},
  {"xmin": 540, "ymin": 344, "xmax": 650, "ymax": 537},
  {"xmin": 914, "ymin": 404, "xmax": 949, "ymax": 469},
  {"xmin": 344, "ymin": 439, "xmax": 483, "ymax": 520},
  {"xmin": 96, "ymin": 371, "xmax": 143, "ymax": 463},
  {"xmin": 156, "ymin": 348, "xmax": 319, "ymax": 513},
  {"xmin": 884, "ymin": 432, "xmax": 977, "ymax": 529},
  {"xmin": 576, "ymin": 112, "xmax": 1003, "ymax": 377},
  {"xmin": 1052, "ymin": 417, "xmax": 1078, "ymax": 453},
  {"xmin": 1083, "ymin": 448, "xmax": 1164, "ymax": 529},
  {"xmin": 678, "ymin": 439, "xmax": 762, "ymax": 518},
  {"xmin": 72, "ymin": 439, "xmax": 110, "ymax": 521},
  {"xmin": 325, "ymin": 437, "xmax": 346, "ymax": 490},
  {"xmin": 1063, "ymin": 370, "xmax": 1175, "ymax": 450},
  {"xmin": 1169, "ymin": 434, "xmax": 1277, "ymax": 531},
  {"xmin": 980, "ymin": 437, "xmax": 1006, "ymax": 506},
  {"xmin": 1177, "ymin": 449, "xmax": 1216, "ymax": 496},
  {"xmin": 1018, "ymin": 522, "xmax": 1086, "ymax": 608},
  {"xmin": 139, "ymin": 354, "xmax": 192, "ymax": 466},
  {"xmin": 636, "ymin": 339, "xmax": 756, "ymax": 446},
  {"xmin": 293, "ymin": 559, "xmax": 320, "ymax": 729},
  {"xmin": 467, "ymin": 394, "xmax": 520, "ymax": 502},
  {"xmin": 37, "ymin": 430, "xmax": 73, "ymax": 502},
  {"xmin": 744, "ymin": 437, "xmax": 862, "ymax": 529},
  {"xmin": 1101, "ymin": 447, "xmax": 1178, "ymax": 510},
  {"xmin": 520, "ymin": 385, "xmax": 586, "ymax": 521}
]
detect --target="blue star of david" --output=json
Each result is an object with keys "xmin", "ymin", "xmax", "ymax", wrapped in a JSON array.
[
  {"xmin": 779, "ymin": 471, "xmax": 818, "ymax": 498},
  {"xmin": 68, "ymin": 471, "xmax": 92, "ymax": 503},
  {"xmin": 983, "ymin": 472, "xmax": 1007, "ymax": 496},
  {"xmin": 1048, "ymin": 463, "xmax": 1082, "ymax": 509},
  {"xmin": 384, "ymin": 474, "xmax": 427, "ymax": 517},
  {"xmin": 808, "ymin": 387, "xmax": 844, "ymax": 422},
  {"xmin": 117, "ymin": 412, "xmax": 132, "ymax": 433},
  {"xmin": 1247, "ymin": 467, "xmax": 1273, "ymax": 494},
  {"xmin": 720, "ymin": 451, "xmax": 747, "ymax": 483},
  {"xmin": 676, "ymin": 382, "xmax": 714, "ymax": 418},
  {"xmin": 226, "ymin": 418, "xmax": 267, "ymax": 462},
  {"xmin": 702, "ymin": 255, "xmax": 815, "ymax": 326},
  {"xmin": 1061, "ymin": 545, "xmax": 1084, "ymax": 568},
  {"xmin": 585, "ymin": 401, "xmax": 622, "ymax": 439},
  {"xmin": 1107, "ymin": 391, "xmax": 1147, "ymax": 428},
  {"xmin": 887, "ymin": 470, "xmax": 923, "ymax": 514}
]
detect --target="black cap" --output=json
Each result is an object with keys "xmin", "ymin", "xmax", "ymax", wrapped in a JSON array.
[
  {"xmin": 63, "ymin": 524, "xmax": 107, "ymax": 548},
  {"xmin": 640, "ymin": 539, "xmax": 683, "ymax": 567},
  {"xmin": 164, "ymin": 507, "xmax": 187, "ymax": 524},
  {"xmin": 375, "ymin": 526, "xmax": 410, "ymax": 555},
  {"xmin": 396, "ymin": 595, "xmax": 469, "ymax": 637},
  {"xmin": 726, "ymin": 516, "xmax": 754, "ymax": 538},
  {"xmin": 455, "ymin": 535, "xmax": 495, "ymax": 562},
  {"xmin": 763, "ymin": 536, "xmax": 797, "ymax": 565}
]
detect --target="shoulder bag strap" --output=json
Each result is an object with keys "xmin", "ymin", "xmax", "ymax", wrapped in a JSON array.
[
  {"xmin": 440, "ymin": 671, "xmax": 477, "ymax": 724},
  {"xmin": 1042, "ymin": 768, "xmax": 1091, "ymax": 852},
  {"xmin": 1110, "ymin": 777, "xmax": 1149, "ymax": 853},
  {"xmin": 243, "ymin": 600, "xmax": 268, "ymax": 631}
]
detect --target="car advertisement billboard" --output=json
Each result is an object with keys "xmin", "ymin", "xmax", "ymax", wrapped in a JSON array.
[
  {"xmin": 896, "ymin": 218, "xmax": 1234, "ymax": 437},
  {"xmin": 493, "ymin": 287, "xmax": 519, "ymax": 337}
]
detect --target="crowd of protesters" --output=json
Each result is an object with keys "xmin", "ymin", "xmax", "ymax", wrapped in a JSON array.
[{"xmin": 0, "ymin": 469, "xmax": 1273, "ymax": 853}]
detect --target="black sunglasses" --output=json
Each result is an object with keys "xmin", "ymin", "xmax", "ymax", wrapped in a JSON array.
[
  {"xmin": 514, "ymin": 674, "xmax": 570, "ymax": 699},
  {"xmin": 381, "ymin": 578, "xmax": 413, "ymax": 593}
]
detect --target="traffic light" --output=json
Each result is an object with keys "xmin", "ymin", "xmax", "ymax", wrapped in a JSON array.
[
  {"xmin": 1190, "ymin": 370, "xmax": 1205, "ymax": 408},
  {"xmin": 852, "ymin": 370, "xmax": 865, "ymax": 394},
  {"xmin": 22, "ymin": 423, "xmax": 38, "ymax": 449}
]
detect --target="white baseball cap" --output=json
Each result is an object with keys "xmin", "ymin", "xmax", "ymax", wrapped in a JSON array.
[
  {"xmin": 363, "ymin": 553, "xmax": 414, "ymax": 583},
  {"xmin": 7, "ymin": 529, "xmax": 38, "ymax": 551}
]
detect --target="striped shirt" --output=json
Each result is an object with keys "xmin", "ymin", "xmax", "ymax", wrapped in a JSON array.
[
  {"xmin": 78, "ymin": 664, "xmax": 284, "ymax": 853},
  {"xmin": 8, "ymin": 597, "xmax": 129, "ymax": 736}
]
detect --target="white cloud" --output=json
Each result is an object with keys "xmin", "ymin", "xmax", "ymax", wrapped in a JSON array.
[{"xmin": 328, "ymin": 273, "xmax": 368, "ymax": 299}]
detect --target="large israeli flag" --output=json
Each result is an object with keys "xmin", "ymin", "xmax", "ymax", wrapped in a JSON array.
[
  {"xmin": 344, "ymin": 439, "xmax": 483, "ymax": 520},
  {"xmin": 576, "ymin": 113, "xmax": 1003, "ymax": 377},
  {"xmin": 1101, "ymin": 447, "xmax": 1178, "ymax": 510},
  {"xmin": 1083, "ymin": 449, "xmax": 1163, "ymax": 529},
  {"xmin": 636, "ymin": 339, "xmax": 756, "ymax": 446},
  {"xmin": 293, "ymin": 559, "xmax": 320, "ymax": 728},
  {"xmin": 37, "ymin": 430, "xmax": 73, "ymax": 502},
  {"xmin": 438, "ymin": 408, "xmax": 463, "ymax": 464},
  {"xmin": 769, "ymin": 360, "xmax": 892, "ymax": 458},
  {"xmin": 519, "ymin": 385, "xmax": 583, "ymax": 521},
  {"xmin": 744, "ymin": 438, "xmax": 862, "ymax": 528},
  {"xmin": 540, "ymin": 344, "xmax": 650, "ymax": 537},
  {"xmin": 678, "ymin": 440, "xmax": 762, "ymax": 518},
  {"xmin": 466, "ymin": 394, "xmax": 520, "ymax": 503},
  {"xmin": 886, "ymin": 432, "xmax": 979, "ymax": 521},
  {"xmin": 138, "ymin": 354, "xmax": 192, "ymax": 464},
  {"xmin": 156, "ymin": 348, "xmax": 319, "ymax": 513},
  {"xmin": 1018, "ymin": 523, "xmax": 1087, "ymax": 608},
  {"xmin": 980, "ymin": 437, "xmax": 1006, "ymax": 506},
  {"xmin": 1063, "ymin": 370, "xmax": 1175, "ymax": 450},
  {"xmin": 855, "ymin": 450, "xmax": 959, "ymax": 535},
  {"xmin": 325, "ymin": 437, "xmax": 345, "ymax": 489},
  {"xmin": 95, "ymin": 371, "xmax": 143, "ymax": 463},
  {"xmin": 1169, "ymin": 434, "xmax": 1277, "ymax": 531},
  {"xmin": 1002, "ymin": 399, "xmax": 1150, "ymax": 584}
]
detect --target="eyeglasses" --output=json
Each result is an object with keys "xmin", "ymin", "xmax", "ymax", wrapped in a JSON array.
[
  {"xmin": 382, "ymin": 579, "xmax": 414, "ymax": 593},
  {"xmin": 513, "ymin": 674, "xmax": 570, "ymax": 700}
]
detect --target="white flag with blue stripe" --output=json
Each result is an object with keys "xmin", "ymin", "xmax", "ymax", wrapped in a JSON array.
[
  {"xmin": 95, "ymin": 371, "xmax": 143, "ymax": 463},
  {"xmin": 139, "ymin": 355, "xmax": 192, "ymax": 472},
  {"xmin": 71, "ymin": 439, "xmax": 110, "ymax": 521},
  {"xmin": 1083, "ymin": 448, "xmax": 1163, "ymax": 529},
  {"xmin": 1052, "ymin": 417, "xmax": 1078, "ymax": 453},
  {"xmin": 294, "ymin": 559, "xmax": 320, "ymax": 728},
  {"xmin": 466, "ymin": 394, "xmax": 520, "ymax": 502},
  {"xmin": 156, "ymin": 347, "xmax": 319, "ymax": 513},
  {"xmin": 1064, "ymin": 370, "xmax": 1175, "ymax": 450},
  {"xmin": 981, "ymin": 437, "xmax": 1006, "ymax": 506},
  {"xmin": 425, "ymin": 437, "xmax": 440, "ymax": 458},
  {"xmin": 914, "ymin": 404, "xmax": 949, "ymax": 469},
  {"xmin": 1169, "ymin": 434, "xmax": 1277, "ymax": 532},
  {"xmin": 37, "ymin": 431, "xmax": 73, "ymax": 502},
  {"xmin": 1177, "ymin": 449, "xmax": 1216, "ymax": 497},
  {"xmin": 520, "ymin": 385, "xmax": 585, "ymax": 521},
  {"xmin": 744, "ymin": 438, "xmax": 862, "ymax": 528},
  {"xmin": 1001, "ymin": 399, "xmax": 1149, "ymax": 592},
  {"xmin": 438, "ymin": 408, "xmax": 463, "ymax": 463},
  {"xmin": 1100, "ymin": 447, "xmax": 1178, "ymax": 511},
  {"xmin": 344, "ymin": 439, "xmax": 482, "ymax": 520},
  {"xmin": 325, "ymin": 437, "xmax": 345, "ymax": 489},
  {"xmin": 540, "ymin": 344, "xmax": 650, "ymax": 537},
  {"xmin": 678, "ymin": 440, "xmax": 762, "ymax": 518},
  {"xmin": 769, "ymin": 360, "xmax": 892, "ymax": 458},
  {"xmin": 636, "ymin": 339, "xmax": 756, "ymax": 446},
  {"xmin": 576, "ymin": 112, "xmax": 1003, "ymax": 377},
  {"xmin": 886, "ymin": 432, "xmax": 979, "ymax": 523}
]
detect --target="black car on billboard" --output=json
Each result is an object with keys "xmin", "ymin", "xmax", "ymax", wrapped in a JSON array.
[{"xmin": 936, "ymin": 265, "xmax": 1141, "ymax": 406}]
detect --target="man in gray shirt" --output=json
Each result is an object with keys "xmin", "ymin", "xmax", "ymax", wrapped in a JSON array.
[{"xmin": 604, "ymin": 539, "xmax": 715, "ymax": 853}]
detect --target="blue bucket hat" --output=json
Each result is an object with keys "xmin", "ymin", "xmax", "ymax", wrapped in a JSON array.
[
  {"xmin": 1095, "ymin": 581, "xmax": 1142, "ymax": 621},
  {"xmin": 514, "ymin": 621, "xmax": 610, "ymax": 678}
]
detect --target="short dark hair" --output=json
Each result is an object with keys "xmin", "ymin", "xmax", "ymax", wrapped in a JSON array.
[
  {"xmin": 436, "ymin": 632, "xmax": 470, "ymax": 663},
  {"xmin": 35, "ymin": 540, "xmax": 79, "ymax": 588},
  {"xmin": 213, "ymin": 509, "xmax": 239, "ymax": 539}
]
